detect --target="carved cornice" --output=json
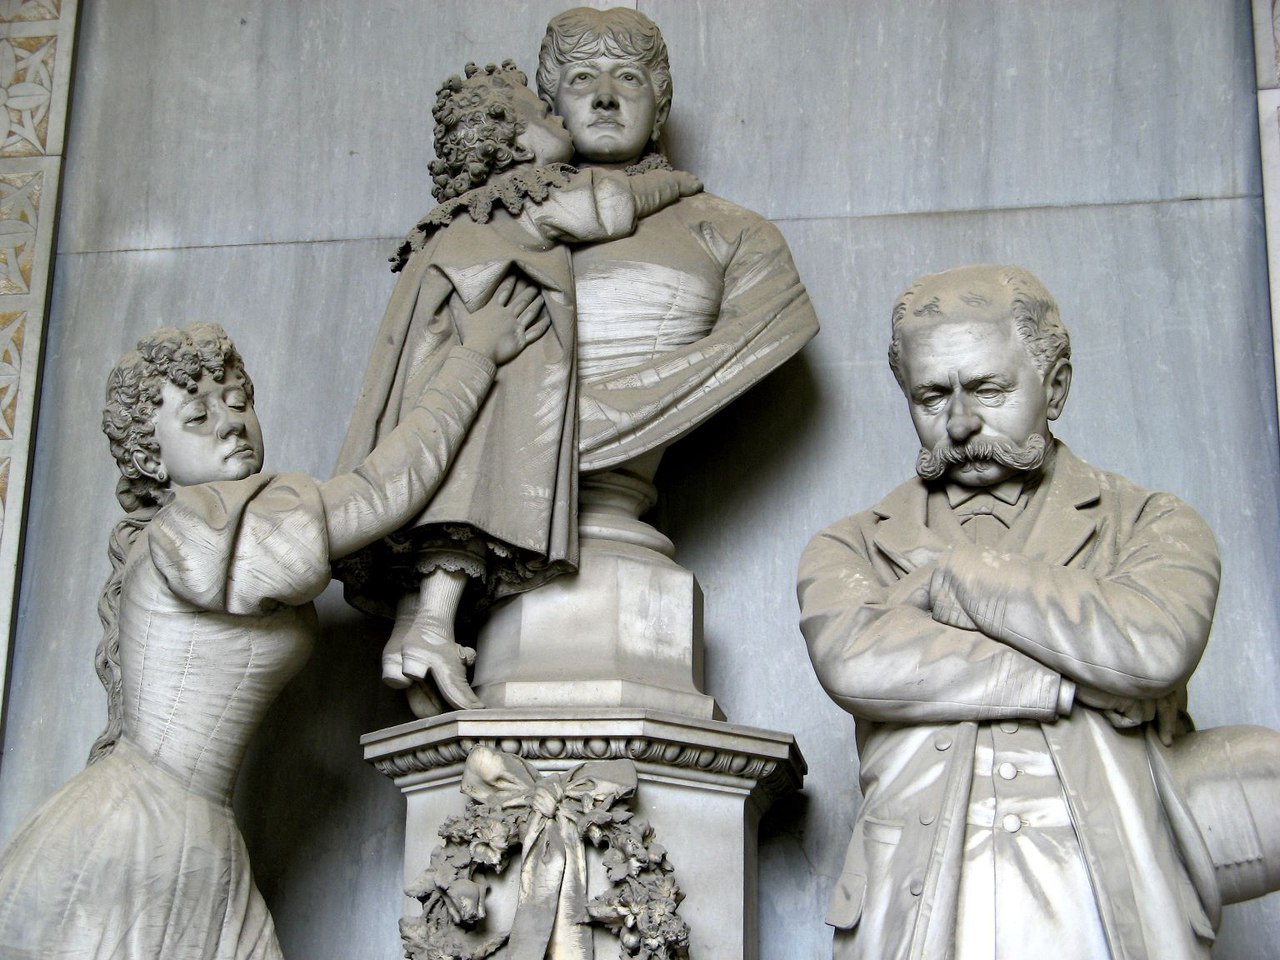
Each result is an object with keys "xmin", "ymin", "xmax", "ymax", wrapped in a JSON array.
[{"xmin": 364, "ymin": 708, "xmax": 806, "ymax": 806}]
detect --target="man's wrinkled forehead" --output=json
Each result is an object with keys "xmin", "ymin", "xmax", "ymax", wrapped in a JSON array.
[{"xmin": 895, "ymin": 310, "xmax": 1032, "ymax": 388}]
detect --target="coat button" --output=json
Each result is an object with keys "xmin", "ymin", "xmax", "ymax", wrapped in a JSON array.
[
  {"xmin": 1002, "ymin": 814, "xmax": 1022, "ymax": 834},
  {"xmin": 998, "ymin": 762, "xmax": 1018, "ymax": 780},
  {"xmin": 999, "ymin": 721, "xmax": 1020, "ymax": 734},
  {"xmin": 909, "ymin": 879, "xmax": 924, "ymax": 896},
  {"xmin": 933, "ymin": 735, "xmax": 952, "ymax": 751},
  {"xmin": 919, "ymin": 811, "xmax": 936, "ymax": 825}
]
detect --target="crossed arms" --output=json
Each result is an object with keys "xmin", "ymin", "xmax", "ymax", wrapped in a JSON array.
[{"xmin": 797, "ymin": 487, "xmax": 1220, "ymax": 729}]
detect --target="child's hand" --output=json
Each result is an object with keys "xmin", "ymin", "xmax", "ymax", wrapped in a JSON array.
[
  {"xmin": 671, "ymin": 170, "xmax": 702, "ymax": 197},
  {"xmin": 629, "ymin": 169, "xmax": 703, "ymax": 218},
  {"xmin": 451, "ymin": 275, "xmax": 550, "ymax": 365}
]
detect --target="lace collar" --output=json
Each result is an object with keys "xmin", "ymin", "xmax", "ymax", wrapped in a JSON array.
[{"xmin": 391, "ymin": 164, "xmax": 578, "ymax": 272}]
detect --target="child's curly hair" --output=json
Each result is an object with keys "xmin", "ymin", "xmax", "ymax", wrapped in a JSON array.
[
  {"xmin": 430, "ymin": 61, "xmax": 535, "ymax": 203},
  {"xmin": 102, "ymin": 322, "xmax": 252, "ymax": 511}
]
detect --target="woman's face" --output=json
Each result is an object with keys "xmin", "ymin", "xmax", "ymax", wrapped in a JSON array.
[
  {"xmin": 552, "ymin": 55, "xmax": 664, "ymax": 166},
  {"xmin": 150, "ymin": 366, "xmax": 263, "ymax": 488}
]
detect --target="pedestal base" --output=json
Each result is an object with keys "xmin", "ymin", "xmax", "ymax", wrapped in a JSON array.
[
  {"xmin": 474, "ymin": 539, "xmax": 722, "ymax": 720},
  {"xmin": 364, "ymin": 709, "xmax": 806, "ymax": 960},
  {"xmin": 471, "ymin": 467, "xmax": 723, "ymax": 721}
]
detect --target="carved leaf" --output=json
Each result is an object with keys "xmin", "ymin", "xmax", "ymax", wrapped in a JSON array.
[
  {"xmin": 6, "ymin": 81, "xmax": 47, "ymax": 110},
  {"xmin": 0, "ymin": 219, "xmax": 33, "ymax": 240}
]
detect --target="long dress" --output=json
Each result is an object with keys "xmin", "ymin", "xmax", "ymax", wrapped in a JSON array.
[{"xmin": 0, "ymin": 349, "xmax": 497, "ymax": 960}]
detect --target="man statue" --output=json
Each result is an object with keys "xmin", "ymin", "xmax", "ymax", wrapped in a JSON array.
[{"xmin": 798, "ymin": 264, "xmax": 1280, "ymax": 959}]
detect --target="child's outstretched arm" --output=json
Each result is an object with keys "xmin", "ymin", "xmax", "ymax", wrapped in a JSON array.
[
  {"xmin": 625, "ymin": 168, "xmax": 703, "ymax": 219},
  {"xmin": 524, "ymin": 168, "xmax": 702, "ymax": 244}
]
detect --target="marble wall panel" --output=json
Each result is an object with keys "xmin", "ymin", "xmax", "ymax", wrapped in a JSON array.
[
  {"xmin": 59, "ymin": 1, "xmax": 1257, "ymax": 254},
  {"xmin": 4, "ymin": 1, "xmax": 1278, "ymax": 958},
  {"xmin": 1252, "ymin": 0, "xmax": 1278, "ymax": 87},
  {"xmin": 57, "ymin": 0, "xmax": 626, "ymax": 254},
  {"xmin": 647, "ymin": 0, "xmax": 1260, "ymax": 221}
]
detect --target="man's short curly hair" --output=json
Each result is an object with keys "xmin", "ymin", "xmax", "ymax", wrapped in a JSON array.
[
  {"xmin": 537, "ymin": 7, "xmax": 672, "ymax": 129},
  {"xmin": 430, "ymin": 61, "xmax": 536, "ymax": 203},
  {"xmin": 102, "ymin": 322, "xmax": 252, "ymax": 511},
  {"xmin": 887, "ymin": 264, "xmax": 1071, "ymax": 388}
]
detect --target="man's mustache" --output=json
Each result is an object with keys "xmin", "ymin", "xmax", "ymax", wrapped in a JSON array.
[{"xmin": 916, "ymin": 433, "xmax": 1048, "ymax": 481}]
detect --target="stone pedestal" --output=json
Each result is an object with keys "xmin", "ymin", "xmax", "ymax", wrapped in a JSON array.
[
  {"xmin": 472, "ymin": 468, "xmax": 723, "ymax": 720},
  {"xmin": 377, "ymin": 466, "xmax": 803, "ymax": 956},
  {"xmin": 364, "ymin": 709, "xmax": 806, "ymax": 960}
]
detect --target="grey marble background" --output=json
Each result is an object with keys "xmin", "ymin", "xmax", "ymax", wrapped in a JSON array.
[{"xmin": 1, "ymin": 1, "xmax": 1275, "ymax": 958}]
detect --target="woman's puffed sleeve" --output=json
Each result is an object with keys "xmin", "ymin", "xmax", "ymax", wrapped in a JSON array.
[{"xmin": 149, "ymin": 473, "xmax": 331, "ymax": 615}]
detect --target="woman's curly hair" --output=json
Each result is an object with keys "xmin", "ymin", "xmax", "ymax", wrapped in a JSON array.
[
  {"xmin": 89, "ymin": 322, "xmax": 251, "ymax": 764},
  {"xmin": 429, "ymin": 61, "xmax": 535, "ymax": 203},
  {"xmin": 102, "ymin": 322, "xmax": 252, "ymax": 512}
]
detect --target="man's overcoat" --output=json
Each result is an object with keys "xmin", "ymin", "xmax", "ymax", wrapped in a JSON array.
[{"xmin": 798, "ymin": 444, "xmax": 1221, "ymax": 960}]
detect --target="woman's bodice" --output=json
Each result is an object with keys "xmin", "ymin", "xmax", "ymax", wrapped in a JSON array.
[
  {"xmin": 572, "ymin": 194, "xmax": 726, "ymax": 383},
  {"xmin": 117, "ymin": 543, "xmax": 316, "ymax": 803},
  {"xmin": 113, "ymin": 476, "xmax": 331, "ymax": 804}
]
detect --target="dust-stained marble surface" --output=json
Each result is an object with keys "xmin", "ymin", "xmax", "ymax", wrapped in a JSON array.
[{"xmin": 2, "ymin": 2, "xmax": 1276, "ymax": 957}]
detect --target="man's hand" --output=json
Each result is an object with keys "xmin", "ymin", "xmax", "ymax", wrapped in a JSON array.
[
  {"xmin": 929, "ymin": 552, "xmax": 979, "ymax": 631},
  {"xmin": 886, "ymin": 564, "xmax": 937, "ymax": 613},
  {"xmin": 885, "ymin": 560, "xmax": 981, "ymax": 629},
  {"xmin": 451, "ymin": 274, "xmax": 550, "ymax": 366},
  {"xmin": 1074, "ymin": 684, "xmax": 1157, "ymax": 729}
]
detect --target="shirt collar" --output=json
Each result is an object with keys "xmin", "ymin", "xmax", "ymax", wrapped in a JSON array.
[
  {"xmin": 941, "ymin": 438, "xmax": 1057, "ymax": 507},
  {"xmin": 945, "ymin": 475, "xmax": 1027, "ymax": 508}
]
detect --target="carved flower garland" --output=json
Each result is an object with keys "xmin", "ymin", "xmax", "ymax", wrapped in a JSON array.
[
  {"xmin": 400, "ymin": 746, "xmax": 690, "ymax": 960},
  {"xmin": 589, "ymin": 825, "xmax": 689, "ymax": 957}
]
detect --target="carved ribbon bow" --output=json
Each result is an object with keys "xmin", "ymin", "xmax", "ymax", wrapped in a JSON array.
[{"xmin": 462, "ymin": 746, "xmax": 637, "ymax": 960}]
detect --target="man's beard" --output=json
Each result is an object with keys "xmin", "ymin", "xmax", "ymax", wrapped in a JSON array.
[{"xmin": 915, "ymin": 433, "xmax": 1048, "ymax": 482}]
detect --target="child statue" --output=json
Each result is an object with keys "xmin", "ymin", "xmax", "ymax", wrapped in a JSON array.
[{"xmin": 334, "ymin": 61, "xmax": 700, "ymax": 714}]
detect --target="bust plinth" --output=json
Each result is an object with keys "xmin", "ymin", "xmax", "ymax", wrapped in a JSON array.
[{"xmin": 473, "ymin": 467, "xmax": 722, "ymax": 720}]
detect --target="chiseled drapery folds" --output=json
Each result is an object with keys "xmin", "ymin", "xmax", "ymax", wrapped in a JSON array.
[{"xmin": 460, "ymin": 746, "xmax": 636, "ymax": 960}]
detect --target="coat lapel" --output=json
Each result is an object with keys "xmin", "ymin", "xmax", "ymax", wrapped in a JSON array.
[
  {"xmin": 1020, "ymin": 444, "xmax": 1101, "ymax": 568},
  {"xmin": 870, "ymin": 480, "xmax": 950, "ymax": 576}
]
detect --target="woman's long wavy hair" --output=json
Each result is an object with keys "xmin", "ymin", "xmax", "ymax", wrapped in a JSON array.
[{"xmin": 87, "ymin": 323, "xmax": 250, "ymax": 764}]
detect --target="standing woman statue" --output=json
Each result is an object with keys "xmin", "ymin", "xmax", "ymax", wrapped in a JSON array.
[{"xmin": 0, "ymin": 298, "xmax": 544, "ymax": 959}]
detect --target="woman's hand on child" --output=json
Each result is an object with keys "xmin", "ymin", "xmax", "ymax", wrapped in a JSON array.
[{"xmin": 451, "ymin": 275, "xmax": 550, "ymax": 366}]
